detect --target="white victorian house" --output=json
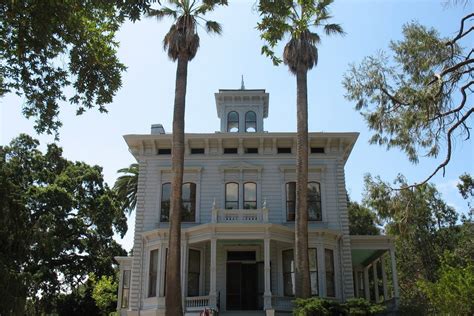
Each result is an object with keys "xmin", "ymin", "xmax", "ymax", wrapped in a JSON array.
[{"xmin": 115, "ymin": 87, "xmax": 400, "ymax": 316}]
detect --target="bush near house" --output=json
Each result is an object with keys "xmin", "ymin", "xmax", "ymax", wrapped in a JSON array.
[{"xmin": 293, "ymin": 297, "xmax": 385, "ymax": 316}]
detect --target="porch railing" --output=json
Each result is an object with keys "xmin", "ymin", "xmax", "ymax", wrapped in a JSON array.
[
  {"xmin": 211, "ymin": 208, "xmax": 269, "ymax": 223},
  {"xmin": 271, "ymin": 296, "xmax": 294, "ymax": 311},
  {"xmin": 185, "ymin": 296, "xmax": 210, "ymax": 311}
]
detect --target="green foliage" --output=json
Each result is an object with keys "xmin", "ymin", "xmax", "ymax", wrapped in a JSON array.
[
  {"xmin": 418, "ymin": 253, "xmax": 474, "ymax": 315},
  {"xmin": 293, "ymin": 297, "xmax": 385, "ymax": 316},
  {"xmin": 257, "ymin": 0, "xmax": 344, "ymax": 69},
  {"xmin": 91, "ymin": 273, "xmax": 119, "ymax": 315},
  {"xmin": 458, "ymin": 173, "xmax": 474, "ymax": 215},
  {"xmin": 114, "ymin": 163, "xmax": 139, "ymax": 215},
  {"xmin": 0, "ymin": 134, "xmax": 127, "ymax": 315},
  {"xmin": 362, "ymin": 174, "xmax": 474, "ymax": 313},
  {"xmin": 0, "ymin": 1, "xmax": 139, "ymax": 136},
  {"xmin": 347, "ymin": 200, "xmax": 380, "ymax": 235},
  {"xmin": 343, "ymin": 19, "xmax": 473, "ymax": 184}
]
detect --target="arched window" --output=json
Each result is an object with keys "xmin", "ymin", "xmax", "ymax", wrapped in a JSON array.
[
  {"xmin": 182, "ymin": 182, "xmax": 196, "ymax": 222},
  {"xmin": 308, "ymin": 182, "xmax": 321, "ymax": 221},
  {"xmin": 245, "ymin": 111, "xmax": 257, "ymax": 132},
  {"xmin": 243, "ymin": 182, "xmax": 257, "ymax": 209},
  {"xmin": 160, "ymin": 182, "xmax": 196, "ymax": 222},
  {"xmin": 160, "ymin": 183, "xmax": 171, "ymax": 222},
  {"xmin": 225, "ymin": 182, "xmax": 239, "ymax": 209},
  {"xmin": 286, "ymin": 182, "xmax": 296, "ymax": 221},
  {"xmin": 227, "ymin": 111, "xmax": 239, "ymax": 132},
  {"xmin": 286, "ymin": 181, "xmax": 322, "ymax": 221}
]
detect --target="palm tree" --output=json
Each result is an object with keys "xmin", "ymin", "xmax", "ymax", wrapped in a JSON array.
[
  {"xmin": 257, "ymin": 0, "xmax": 344, "ymax": 298},
  {"xmin": 114, "ymin": 163, "xmax": 139, "ymax": 215},
  {"xmin": 147, "ymin": 1, "xmax": 226, "ymax": 315}
]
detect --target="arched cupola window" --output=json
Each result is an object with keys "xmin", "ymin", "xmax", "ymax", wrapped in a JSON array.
[
  {"xmin": 245, "ymin": 111, "xmax": 257, "ymax": 132},
  {"xmin": 227, "ymin": 111, "xmax": 239, "ymax": 132}
]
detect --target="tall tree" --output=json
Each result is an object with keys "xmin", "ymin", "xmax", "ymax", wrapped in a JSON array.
[
  {"xmin": 343, "ymin": 15, "xmax": 473, "ymax": 186},
  {"xmin": 147, "ymin": 1, "xmax": 226, "ymax": 314},
  {"xmin": 363, "ymin": 174, "xmax": 462, "ymax": 313},
  {"xmin": 347, "ymin": 200, "xmax": 380, "ymax": 235},
  {"xmin": 257, "ymin": 0, "xmax": 344, "ymax": 298},
  {"xmin": 0, "ymin": 134, "xmax": 127, "ymax": 315},
  {"xmin": 114, "ymin": 163, "xmax": 139, "ymax": 215}
]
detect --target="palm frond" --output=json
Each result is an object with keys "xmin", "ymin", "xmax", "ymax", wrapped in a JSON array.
[
  {"xmin": 147, "ymin": 7, "xmax": 178, "ymax": 20},
  {"xmin": 205, "ymin": 20, "xmax": 222, "ymax": 35},
  {"xmin": 114, "ymin": 163, "xmax": 139, "ymax": 215},
  {"xmin": 324, "ymin": 23, "xmax": 344, "ymax": 36}
]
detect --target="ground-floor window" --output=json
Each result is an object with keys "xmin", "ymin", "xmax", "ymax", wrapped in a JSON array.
[
  {"xmin": 188, "ymin": 249, "xmax": 201, "ymax": 296},
  {"xmin": 283, "ymin": 249, "xmax": 318, "ymax": 296},
  {"xmin": 121, "ymin": 270, "xmax": 131, "ymax": 308},
  {"xmin": 148, "ymin": 249, "xmax": 159, "ymax": 297},
  {"xmin": 325, "ymin": 249, "xmax": 335, "ymax": 297}
]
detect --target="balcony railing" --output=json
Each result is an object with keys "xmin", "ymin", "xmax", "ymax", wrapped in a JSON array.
[
  {"xmin": 211, "ymin": 207, "xmax": 269, "ymax": 223},
  {"xmin": 185, "ymin": 295, "xmax": 210, "ymax": 311}
]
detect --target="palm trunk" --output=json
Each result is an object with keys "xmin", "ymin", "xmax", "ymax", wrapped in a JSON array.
[
  {"xmin": 165, "ymin": 55, "xmax": 188, "ymax": 316},
  {"xmin": 294, "ymin": 66, "xmax": 311, "ymax": 298}
]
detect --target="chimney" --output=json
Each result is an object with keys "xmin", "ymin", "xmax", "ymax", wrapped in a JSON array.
[{"xmin": 151, "ymin": 124, "xmax": 165, "ymax": 135}]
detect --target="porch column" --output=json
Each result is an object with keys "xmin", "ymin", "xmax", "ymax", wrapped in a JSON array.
[
  {"xmin": 389, "ymin": 247, "xmax": 400, "ymax": 304},
  {"xmin": 209, "ymin": 237, "xmax": 217, "ymax": 308},
  {"xmin": 373, "ymin": 260, "xmax": 379, "ymax": 302},
  {"xmin": 381, "ymin": 254, "xmax": 388, "ymax": 301},
  {"xmin": 363, "ymin": 265, "xmax": 370, "ymax": 300},
  {"xmin": 263, "ymin": 237, "xmax": 272, "ymax": 309},
  {"xmin": 353, "ymin": 270, "xmax": 359, "ymax": 298},
  {"xmin": 181, "ymin": 237, "xmax": 189, "ymax": 310}
]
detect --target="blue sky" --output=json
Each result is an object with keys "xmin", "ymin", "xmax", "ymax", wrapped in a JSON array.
[{"xmin": 1, "ymin": 0, "xmax": 473, "ymax": 251}]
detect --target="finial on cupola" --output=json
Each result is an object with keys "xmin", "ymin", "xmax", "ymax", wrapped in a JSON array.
[{"xmin": 241, "ymin": 75, "xmax": 245, "ymax": 90}]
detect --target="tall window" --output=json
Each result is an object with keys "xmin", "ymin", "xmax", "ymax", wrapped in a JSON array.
[
  {"xmin": 243, "ymin": 182, "xmax": 257, "ymax": 209},
  {"xmin": 182, "ymin": 183, "xmax": 196, "ymax": 221},
  {"xmin": 282, "ymin": 249, "xmax": 295, "ymax": 296},
  {"xmin": 227, "ymin": 111, "xmax": 239, "ymax": 132},
  {"xmin": 309, "ymin": 248, "xmax": 319, "ymax": 296},
  {"xmin": 225, "ymin": 182, "xmax": 239, "ymax": 209},
  {"xmin": 308, "ymin": 182, "xmax": 322, "ymax": 221},
  {"xmin": 286, "ymin": 182, "xmax": 296, "ymax": 221},
  {"xmin": 283, "ymin": 249, "xmax": 318, "ymax": 296},
  {"xmin": 188, "ymin": 249, "xmax": 201, "ymax": 296},
  {"xmin": 148, "ymin": 249, "xmax": 159, "ymax": 297},
  {"xmin": 161, "ymin": 182, "xmax": 196, "ymax": 222},
  {"xmin": 286, "ymin": 182, "xmax": 322, "ymax": 221},
  {"xmin": 121, "ymin": 270, "xmax": 131, "ymax": 308},
  {"xmin": 325, "ymin": 249, "xmax": 335, "ymax": 297},
  {"xmin": 245, "ymin": 111, "xmax": 257, "ymax": 132}
]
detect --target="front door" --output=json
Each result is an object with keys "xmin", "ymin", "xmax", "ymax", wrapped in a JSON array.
[{"xmin": 226, "ymin": 251, "xmax": 260, "ymax": 310}]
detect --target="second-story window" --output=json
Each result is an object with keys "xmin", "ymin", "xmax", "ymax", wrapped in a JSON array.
[
  {"xmin": 286, "ymin": 182, "xmax": 322, "ymax": 221},
  {"xmin": 161, "ymin": 182, "xmax": 196, "ymax": 222},
  {"xmin": 227, "ymin": 111, "xmax": 239, "ymax": 132},
  {"xmin": 225, "ymin": 182, "xmax": 239, "ymax": 209},
  {"xmin": 245, "ymin": 111, "xmax": 257, "ymax": 132},
  {"xmin": 243, "ymin": 182, "xmax": 257, "ymax": 209}
]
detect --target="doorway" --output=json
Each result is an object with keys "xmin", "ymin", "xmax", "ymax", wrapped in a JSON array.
[{"xmin": 226, "ymin": 251, "xmax": 263, "ymax": 310}]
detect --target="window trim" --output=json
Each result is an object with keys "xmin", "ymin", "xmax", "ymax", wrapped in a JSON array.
[
  {"xmin": 160, "ymin": 182, "xmax": 197, "ymax": 222},
  {"xmin": 245, "ymin": 111, "xmax": 257, "ymax": 132},
  {"xmin": 148, "ymin": 249, "xmax": 159, "ymax": 297},
  {"xmin": 121, "ymin": 270, "xmax": 131, "ymax": 308},
  {"xmin": 282, "ymin": 248, "xmax": 319, "ymax": 297},
  {"xmin": 225, "ymin": 182, "xmax": 239, "ymax": 209},
  {"xmin": 227, "ymin": 111, "xmax": 239, "ymax": 132},
  {"xmin": 243, "ymin": 182, "xmax": 257, "ymax": 209},
  {"xmin": 285, "ymin": 181, "xmax": 322, "ymax": 222}
]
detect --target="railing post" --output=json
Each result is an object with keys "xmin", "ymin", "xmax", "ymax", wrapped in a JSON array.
[
  {"xmin": 263, "ymin": 207, "xmax": 269, "ymax": 222},
  {"xmin": 212, "ymin": 208, "xmax": 218, "ymax": 223}
]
